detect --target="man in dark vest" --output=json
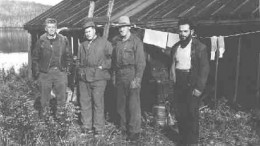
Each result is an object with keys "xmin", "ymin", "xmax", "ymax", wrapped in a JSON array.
[
  {"xmin": 77, "ymin": 20, "xmax": 113, "ymax": 137},
  {"xmin": 32, "ymin": 18, "xmax": 72, "ymax": 116},
  {"xmin": 112, "ymin": 16, "xmax": 146, "ymax": 141},
  {"xmin": 168, "ymin": 19, "xmax": 210, "ymax": 146}
]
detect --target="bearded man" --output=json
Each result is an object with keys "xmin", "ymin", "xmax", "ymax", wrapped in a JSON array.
[{"xmin": 168, "ymin": 19, "xmax": 210, "ymax": 146}]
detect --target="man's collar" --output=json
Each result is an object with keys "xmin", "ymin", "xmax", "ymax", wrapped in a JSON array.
[
  {"xmin": 46, "ymin": 33, "xmax": 57, "ymax": 40},
  {"xmin": 187, "ymin": 39, "xmax": 192, "ymax": 46},
  {"xmin": 92, "ymin": 35, "xmax": 97, "ymax": 41},
  {"xmin": 121, "ymin": 33, "xmax": 133, "ymax": 42},
  {"xmin": 180, "ymin": 37, "xmax": 192, "ymax": 48},
  {"xmin": 87, "ymin": 35, "xmax": 98, "ymax": 42}
]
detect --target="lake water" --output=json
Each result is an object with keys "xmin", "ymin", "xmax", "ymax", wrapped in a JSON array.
[
  {"xmin": 0, "ymin": 27, "xmax": 29, "ymax": 53},
  {"xmin": 0, "ymin": 27, "xmax": 29, "ymax": 72}
]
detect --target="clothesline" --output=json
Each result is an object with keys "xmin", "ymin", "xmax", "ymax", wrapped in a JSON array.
[
  {"xmin": 135, "ymin": 24, "xmax": 226, "ymax": 60},
  {"xmin": 200, "ymin": 30, "xmax": 260, "ymax": 39},
  {"xmin": 132, "ymin": 25, "xmax": 145, "ymax": 30},
  {"xmin": 60, "ymin": 24, "xmax": 260, "ymax": 39},
  {"xmin": 131, "ymin": 24, "xmax": 260, "ymax": 38}
]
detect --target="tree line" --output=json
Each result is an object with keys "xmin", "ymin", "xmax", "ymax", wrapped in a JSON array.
[{"xmin": 0, "ymin": 0, "xmax": 50, "ymax": 27}]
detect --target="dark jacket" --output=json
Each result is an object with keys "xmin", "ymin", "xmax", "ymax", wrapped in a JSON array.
[
  {"xmin": 169, "ymin": 38, "xmax": 210, "ymax": 92},
  {"xmin": 32, "ymin": 33, "xmax": 72, "ymax": 79},
  {"xmin": 112, "ymin": 34, "xmax": 146, "ymax": 80},
  {"xmin": 77, "ymin": 36, "xmax": 113, "ymax": 82}
]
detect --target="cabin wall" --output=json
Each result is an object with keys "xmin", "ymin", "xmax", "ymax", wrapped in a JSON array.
[
  {"xmin": 198, "ymin": 25, "xmax": 260, "ymax": 109},
  {"xmin": 27, "ymin": 24, "xmax": 260, "ymax": 113}
]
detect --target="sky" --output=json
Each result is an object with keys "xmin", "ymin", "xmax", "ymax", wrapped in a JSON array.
[{"xmin": 13, "ymin": 0, "xmax": 63, "ymax": 6}]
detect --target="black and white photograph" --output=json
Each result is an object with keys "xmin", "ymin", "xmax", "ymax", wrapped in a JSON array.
[{"xmin": 1, "ymin": 0, "xmax": 260, "ymax": 145}]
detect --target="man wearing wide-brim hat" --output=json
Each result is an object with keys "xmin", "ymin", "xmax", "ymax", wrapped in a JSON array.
[
  {"xmin": 112, "ymin": 16, "xmax": 146, "ymax": 141},
  {"xmin": 77, "ymin": 20, "xmax": 113, "ymax": 137},
  {"xmin": 113, "ymin": 15, "xmax": 132, "ymax": 27}
]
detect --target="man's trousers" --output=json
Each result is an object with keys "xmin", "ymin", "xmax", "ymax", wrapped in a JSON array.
[
  {"xmin": 116, "ymin": 73, "xmax": 141, "ymax": 134},
  {"xmin": 38, "ymin": 68, "xmax": 67, "ymax": 110},
  {"xmin": 173, "ymin": 70, "xmax": 199, "ymax": 145},
  {"xmin": 79, "ymin": 80, "xmax": 107, "ymax": 132}
]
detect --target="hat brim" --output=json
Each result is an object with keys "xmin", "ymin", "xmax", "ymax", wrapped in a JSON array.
[
  {"xmin": 82, "ymin": 25, "xmax": 95, "ymax": 29},
  {"xmin": 114, "ymin": 23, "xmax": 132, "ymax": 27}
]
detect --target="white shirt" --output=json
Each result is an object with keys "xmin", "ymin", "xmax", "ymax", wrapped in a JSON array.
[{"xmin": 175, "ymin": 40, "xmax": 192, "ymax": 70}]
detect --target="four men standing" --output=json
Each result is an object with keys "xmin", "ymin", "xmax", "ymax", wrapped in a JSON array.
[{"xmin": 32, "ymin": 16, "xmax": 209, "ymax": 144}]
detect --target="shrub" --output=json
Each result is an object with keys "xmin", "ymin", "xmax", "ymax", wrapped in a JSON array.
[
  {"xmin": 200, "ymin": 98, "xmax": 259, "ymax": 145},
  {"xmin": 1, "ymin": 66, "xmax": 259, "ymax": 145},
  {"xmin": 0, "ymin": 66, "xmax": 175, "ymax": 146},
  {"xmin": 0, "ymin": 66, "xmax": 80, "ymax": 145}
]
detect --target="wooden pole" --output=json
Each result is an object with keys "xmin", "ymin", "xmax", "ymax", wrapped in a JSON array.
[
  {"xmin": 214, "ymin": 38, "xmax": 219, "ymax": 108},
  {"xmin": 103, "ymin": 0, "xmax": 115, "ymax": 39},
  {"xmin": 259, "ymin": 0, "xmax": 260, "ymax": 17},
  {"xmin": 71, "ymin": 36, "xmax": 74, "ymax": 55},
  {"xmin": 27, "ymin": 32, "xmax": 32, "ymax": 79},
  {"xmin": 256, "ymin": 52, "xmax": 260, "ymax": 105},
  {"xmin": 257, "ymin": 0, "xmax": 260, "ymax": 105},
  {"xmin": 88, "ymin": 0, "xmax": 95, "ymax": 18},
  {"xmin": 78, "ymin": 38, "xmax": 80, "ymax": 47},
  {"xmin": 233, "ymin": 36, "xmax": 242, "ymax": 103}
]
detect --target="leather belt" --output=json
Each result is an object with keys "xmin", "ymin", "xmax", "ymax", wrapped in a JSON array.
[
  {"xmin": 117, "ymin": 65, "xmax": 134, "ymax": 70},
  {"xmin": 80, "ymin": 65, "xmax": 102, "ymax": 69},
  {"xmin": 49, "ymin": 66, "xmax": 59, "ymax": 71},
  {"xmin": 176, "ymin": 69, "xmax": 190, "ymax": 73}
]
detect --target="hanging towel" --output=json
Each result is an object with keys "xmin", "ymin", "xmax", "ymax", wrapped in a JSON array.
[
  {"xmin": 143, "ymin": 29, "xmax": 168, "ymax": 49},
  {"xmin": 218, "ymin": 36, "xmax": 225, "ymax": 58},
  {"xmin": 210, "ymin": 36, "xmax": 218, "ymax": 60},
  {"xmin": 167, "ymin": 33, "xmax": 179, "ymax": 48}
]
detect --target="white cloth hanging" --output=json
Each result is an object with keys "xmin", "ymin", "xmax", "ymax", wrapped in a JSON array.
[
  {"xmin": 210, "ymin": 36, "xmax": 218, "ymax": 60},
  {"xmin": 167, "ymin": 33, "xmax": 179, "ymax": 48},
  {"xmin": 143, "ymin": 29, "xmax": 168, "ymax": 49},
  {"xmin": 218, "ymin": 36, "xmax": 225, "ymax": 58}
]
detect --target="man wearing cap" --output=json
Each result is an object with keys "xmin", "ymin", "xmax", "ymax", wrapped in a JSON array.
[
  {"xmin": 32, "ymin": 18, "xmax": 72, "ymax": 115},
  {"xmin": 112, "ymin": 16, "xmax": 146, "ymax": 141},
  {"xmin": 77, "ymin": 21, "xmax": 113, "ymax": 136}
]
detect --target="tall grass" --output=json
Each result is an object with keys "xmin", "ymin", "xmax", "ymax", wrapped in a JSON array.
[
  {"xmin": 0, "ymin": 66, "xmax": 176, "ymax": 146},
  {"xmin": 0, "ymin": 66, "xmax": 259, "ymax": 145}
]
